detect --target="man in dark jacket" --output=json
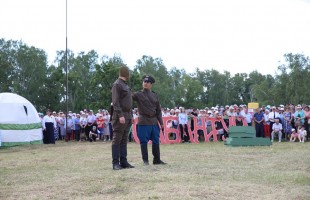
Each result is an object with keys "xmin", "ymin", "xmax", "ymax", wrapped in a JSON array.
[
  {"xmin": 111, "ymin": 66, "xmax": 134, "ymax": 170},
  {"xmin": 133, "ymin": 75, "xmax": 167, "ymax": 165}
]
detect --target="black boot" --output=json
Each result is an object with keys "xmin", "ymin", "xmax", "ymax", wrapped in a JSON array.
[
  {"xmin": 152, "ymin": 144, "xmax": 167, "ymax": 165},
  {"xmin": 120, "ymin": 144, "xmax": 134, "ymax": 169},
  {"xmin": 112, "ymin": 144, "xmax": 122, "ymax": 170},
  {"xmin": 140, "ymin": 144, "xmax": 149, "ymax": 165}
]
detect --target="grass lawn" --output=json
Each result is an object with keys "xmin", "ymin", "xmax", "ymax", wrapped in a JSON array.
[{"xmin": 0, "ymin": 141, "xmax": 309, "ymax": 200}]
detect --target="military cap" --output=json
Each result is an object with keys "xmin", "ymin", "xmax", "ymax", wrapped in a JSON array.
[{"xmin": 142, "ymin": 75, "xmax": 155, "ymax": 84}]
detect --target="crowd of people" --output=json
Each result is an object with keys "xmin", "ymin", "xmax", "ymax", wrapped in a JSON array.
[
  {"xmin": 40, "ymin": 109, "xmax": 112, "ymax": 144},
  {"xmin": 40, "ymin": 103, "xmax": 310, "ymax": 144}
]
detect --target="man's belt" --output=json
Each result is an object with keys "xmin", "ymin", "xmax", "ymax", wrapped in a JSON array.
[
  {"xmin": 140, "ymin": 114, "xmax": 156, "ymax": 118},
  {"xmin": 122, "ymin": 110, "xmax": 132, "ymax": 113}
]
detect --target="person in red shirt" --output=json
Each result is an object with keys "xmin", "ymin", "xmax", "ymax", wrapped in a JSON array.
[{"xmin": 97, "ymin": 114, "xmax": 104, "ymax": 141}]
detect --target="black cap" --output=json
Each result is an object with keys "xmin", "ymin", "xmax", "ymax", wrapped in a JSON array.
[{"xmin": 142, "ymin": 75, "xmax": 155, "ymax": 84}]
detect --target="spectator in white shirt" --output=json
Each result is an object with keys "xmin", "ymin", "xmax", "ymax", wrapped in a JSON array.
[
  {"xmin": 298, "ymin": 126, "xmax": 307, "ymax": 143},
  {"xmin": 85, "ymin": 110, "xmax": 96, "ymax": 141},
  {"xmin": 271, "ymin": 119, "xmax": 283, "ymax": 142},
  {"xmin": 178, "ymin": 107, "xmax": 190, "ymax": 143},
  {"xmin": 269, "ymin": 106, "xmax": 280, "ymax": 139},
  {"xmin": 244, "ymin": 108, "xmax": 253, "ymax": 126},
  {"xmin": 42, "ymin": 109, "xmax": 57, "ymax": 144}
]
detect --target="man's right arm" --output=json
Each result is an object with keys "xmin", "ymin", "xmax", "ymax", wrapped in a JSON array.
[
  {"xmin": 112, "ymin": 83, "xmax": 124, "ymax": 118},
  {"xmin": 132, "ymin": 91, "xmax": 138, "ymax": 101}
]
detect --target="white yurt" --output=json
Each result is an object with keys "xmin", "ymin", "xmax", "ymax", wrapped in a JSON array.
[{"xmin": 0, "ymin": 93, "xmax": 42, "ymax": 147}]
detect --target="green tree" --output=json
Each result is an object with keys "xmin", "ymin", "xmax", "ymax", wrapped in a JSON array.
[
  {"xmin": 275, "ymin": 53, "xmax": 310, "ymax": 104},
  {"xmin": 0, "ymin": 39, "xmax": 48, "ymax": 110},
  {"xmin": 0, "ymin": 39, "xmax": 15, "ymax": 92},
  {"xmin": 181, "ymin": 73, "xmax": 204, "ymax": 108},
  {"xmin": 134, "ymin": 55, "xmax": 173, "ymax": 108},
  {"xmin": 90, "ymin": 55, "xmax": 127, "ymax": 110}
]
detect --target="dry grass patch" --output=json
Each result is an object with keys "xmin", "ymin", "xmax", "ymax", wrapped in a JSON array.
[{"xmin": 1, "ymin": 141, "xmax": 309, "ymax": 200}]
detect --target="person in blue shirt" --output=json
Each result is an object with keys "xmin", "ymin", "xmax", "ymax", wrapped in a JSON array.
[
  {"xmin": 253, "ymin": 107, "xmax": 264, "ymax": 137},
  {"xmin": 74, "ymin": 114, "xmax": 81, "ymax": 141}
]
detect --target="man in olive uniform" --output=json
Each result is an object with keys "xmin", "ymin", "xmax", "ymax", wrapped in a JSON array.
[
  {"xmin": 133, "ymin": 75, "xmax": 167, "ymax": 165},
  {"xmin": 111, "ymin": 66, "xmax": 134, "ymax": 170}
]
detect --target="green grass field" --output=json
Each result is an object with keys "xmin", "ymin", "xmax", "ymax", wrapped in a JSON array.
[{"xmin": 1, "ymin": 141, "xmax": 309, "ymax": 200}]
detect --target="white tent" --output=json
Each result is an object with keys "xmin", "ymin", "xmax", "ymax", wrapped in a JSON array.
[{"xmin": 0, "ymin": 93, "xmax": 42, "ymax": 147}]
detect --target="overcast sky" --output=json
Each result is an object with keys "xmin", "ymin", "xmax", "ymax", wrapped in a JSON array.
[{"xmin": 1, "ymin": 0, "xmax": 310, "ymax": 75}]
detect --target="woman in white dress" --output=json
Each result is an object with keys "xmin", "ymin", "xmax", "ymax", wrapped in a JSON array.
[{"xmin": 103, "ymin": 110, "xmax": 110, "ymax": 141}]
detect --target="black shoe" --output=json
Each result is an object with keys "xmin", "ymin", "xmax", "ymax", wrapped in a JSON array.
[
  {"xmin": 120, "ymin": 162, "xmax": 135, "ymax": 169},
  {"xmin": 153, "ymin": 160, "xmax": 167, "ymax": 165},
  {"xmin": 143, "ymin": 160, "xmax": 149, "ymax": 166},
  {"xmin": 113, "ymin": 164, "xmax": 123, "ymax": 170}
]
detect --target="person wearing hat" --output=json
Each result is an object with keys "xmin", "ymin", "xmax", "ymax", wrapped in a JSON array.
[
  {"xmin": 74, "ymin": 114, "xmax": 81, "ymax": 141},
  {"xmin": 111, "ymin": 65, "xmax": 134, "ymax": 170},
  {"xmin": 271, "ymin": 118, "xmax": 283, "ymax": 142},
  {"xmin": 289, "ymin": 128, "xmax": 298, "ymax": 142},
  {"xmin": 85, "ymin": 110, "xmax": 96, "ymax": 141},
  {"xmin": 253, "ymin": 107, "xmax": 264, "ymax": 137},
  {"xmin": 52, "ymin": 111, "xmax": 59, "ymax": 141},
  {"xmin": 65, "ymin": 114, "xmax": 74, "ymax": 141},
  {"xmin": 79, "ymin": 112, "xmax": 87, "ymax": 141},
  {"xmin": 282, "ymin": 107, "xmax": 293, "ymax": 140},
  {"xmin": 226, "ymin": 106, "xmax": 236, "ymax": 117},
  {"xmin": 132, "ymin": 75, "xmax": 167, "ymax": 165},
  {"xmin": 263, "ymin": 109, "xmax": 271, "ymax": 138},
  {"xmin": 294, "ymin": 105, "xmax": 305, "ymax": 127},
  {"xmin": 268, "ymin": 106, "xmax": 280, "ymax": 140},
  {"xmin": 42, "ymin": 109, "xmax": 57, "ymax": 144}
]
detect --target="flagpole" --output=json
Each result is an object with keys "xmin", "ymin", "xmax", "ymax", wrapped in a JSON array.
[{"xmin": 65, "ymin": 0, "xmax": 68, "ymax": 138}]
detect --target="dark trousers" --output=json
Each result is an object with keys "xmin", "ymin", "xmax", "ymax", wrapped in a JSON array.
[
  {"xmin": 81, "ymin": 127, "xmax": 85, "ymax": 134},
  {"xmin": 74, "ymin": 129, "xmax": 80, "ymax": 141},
  {"xmin": 58, "ymin": 126, "xmax": 62, "ymax": 140},
  {"xmin": 255, "ymin": 123, "xmax": 264, "ymax": 137},
  {"xmin": 44, "ymin": 122, "xmax": 55, "ymax": 144},
  {"xmin": 179, "ymin": 124, "xmax": 190, "ymax": 142},
  {"xmin": 109, "ymin": 122, "xmax": 113, "ymax": 141},
  {"xmin": 111, "ymin": 119, "xmax": 131, "ymax": 165},
  {"xmin": 85, "ymin": 124, "xmax": 93, "ymax": 140}
]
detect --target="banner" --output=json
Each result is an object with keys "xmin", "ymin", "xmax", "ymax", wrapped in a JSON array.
[{"xmin": 132, "ymin": 116, "xmax": 248, "ymax": 144}]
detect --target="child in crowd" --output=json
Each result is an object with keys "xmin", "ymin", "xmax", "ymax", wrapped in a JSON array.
[
  {"xmin": 298, "ymin": 126, "xmax": 307, "ymax": 143},
  {"xmin": 96, "ymin": 114, "xmax": 104, "ymax": 140},
  {"xmin": 89, "ymin": 126, "xmax": 98, "ymax": 142},
  {"xmin": 290, "ymin": 128, "xmax": 299, "ymax": 142}
]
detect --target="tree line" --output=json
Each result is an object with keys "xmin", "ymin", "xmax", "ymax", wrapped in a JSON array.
[{"xmin": 1, "ymin": 38, "xmax": 309, "ymax": 113}]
